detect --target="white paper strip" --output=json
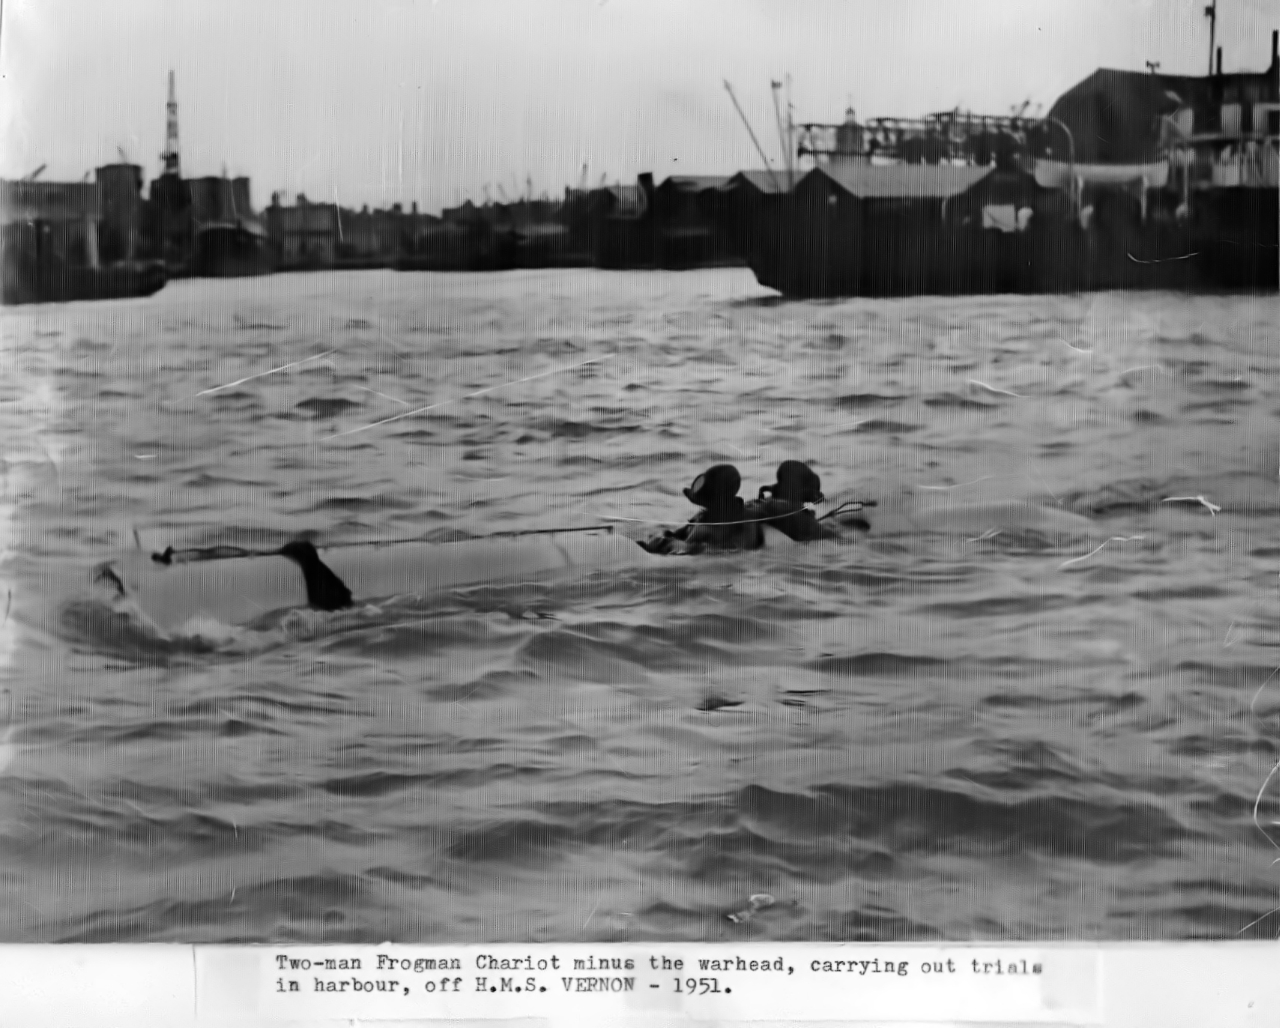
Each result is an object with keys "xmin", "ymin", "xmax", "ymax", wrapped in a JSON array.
[{"xmin": 4, "ymin": 943, "xmax": 1278, "ymax": 1027}]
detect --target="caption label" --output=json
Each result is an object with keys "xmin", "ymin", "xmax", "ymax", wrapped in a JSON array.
[{"xmin": 229, "ymin": 944, "xmax": 1100, "ymax": 1023}]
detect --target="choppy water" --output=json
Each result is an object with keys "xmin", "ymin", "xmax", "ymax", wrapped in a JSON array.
[{"xmin": 1, "ymin": 268, "xmax": 1278, "ymax": 943}]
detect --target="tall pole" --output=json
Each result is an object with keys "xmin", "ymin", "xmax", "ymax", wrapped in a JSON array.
[
  {"xmin": 1205, "ymin": 0, "xmax": 1217, "ymax": 75},
  {"xmin": 724, "ymin": 81, "xmax": 783, "ymax": 193},
  {"xmin": 785, "ymin": 73, "xmax": 795, "ymax": 188},
  {"xmin": 770, "ymin": 80, "xmax": 790, "ymax": 183},
  {"xmin": 162, "ymin": 71, "xmax": 181, "ymax": 177}
]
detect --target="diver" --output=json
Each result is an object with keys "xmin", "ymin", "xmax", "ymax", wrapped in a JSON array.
[
  {"xmin": 746, "ymin": 460, "xmax": 872, "ymax": 541},
  {"xmin": 638, "ymin": 464, "xmax": 765, "ymax": 555}
]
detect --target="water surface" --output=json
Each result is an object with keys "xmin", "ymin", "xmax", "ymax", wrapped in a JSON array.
[{"xmin": 1, "ymin": 269, "xmax": 1277, "ymax": 942}]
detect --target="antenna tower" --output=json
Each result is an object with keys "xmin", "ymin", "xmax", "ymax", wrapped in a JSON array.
[
  {"xmin": 161, "ymin": 71, "xmax": 182, "ymax": 177},
  {"xmin": 1205, "ymin": 0, "xmax": 1217, "ymax": 75}
]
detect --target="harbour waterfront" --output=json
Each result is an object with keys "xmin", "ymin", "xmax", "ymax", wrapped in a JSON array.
[
  {"xmin": 8, "ymin": 29, "xmax": 1277, "ymax": 301},
  {"xmin": 1, "ymin": 268, "xmax": 1279, "ymax": 943}
]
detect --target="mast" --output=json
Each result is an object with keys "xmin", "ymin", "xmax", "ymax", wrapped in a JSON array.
[
  {"xmin": 770, "ymin": 79, "xmax": 789, "ymax": 182},
  {"xmin": 785, "ymin": 74, "xmax": 795, "ymax": 188},
  {"xmin": 161, "ymin": 71, "xmax": 181, "ymax": 177},
  {"xmin": 1205, "ymin": 0, "xmax": 1217, "ymax": 76}
]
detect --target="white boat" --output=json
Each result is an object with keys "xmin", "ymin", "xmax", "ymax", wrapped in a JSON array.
[
  {"xmin": 89, "ymin": 497, "xmax": 1096, "ymax": 633},
  {"xmin": 94, "ymin": 531, "xmax": 653, "ymax": 633}
]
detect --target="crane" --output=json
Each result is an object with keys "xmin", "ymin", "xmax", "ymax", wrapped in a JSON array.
[
  {"xmin": 24, "ymin": 164, "xmax": 46, "ymax": 181},
  {"xmin": 724, "ymin": 81, "xmax": 782, "ymax": 193}
]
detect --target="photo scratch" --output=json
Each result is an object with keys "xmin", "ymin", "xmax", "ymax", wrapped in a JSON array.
[
  {"xmin": 1161, "ymin": 495, "xmax": 1222, "ymax": 516},
  {"xmin": 1058, "ymin": 535, "xmax": 1145, "ymax": 570},
  {"xmin": 918, "ymin": 475, "xmax": 997, "ymax": 492},
  {"xmin": 194, "ymin": 349, "xmax": 337, "ymax": 397},
  {"xmin": 354, "ymin": 385, "xmax": 411, "ymax": 407},
  {"xmin": 1250, "ymin": 666, "xmax": 1280, "ymax": 719},
  {"xmin": 965, "ymin": 528, "xmax": 1003, "ymax": 544},
  {"xmin": 967, "ymin": 379, "xmax": 1022, "ymax": 398},
  {"xmin": 324, "ymin": 354, "xmax": 616, "ymax": 439}
]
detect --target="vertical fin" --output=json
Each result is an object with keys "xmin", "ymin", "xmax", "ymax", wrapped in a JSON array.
[{"xmin": 277, "ymin": 540, "xmax": 354, "ymax": 611}]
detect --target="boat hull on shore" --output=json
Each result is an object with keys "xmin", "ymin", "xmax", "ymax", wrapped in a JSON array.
[
  {"xmin": 1, "ymin": 242, "xmax": 167, "ymax": 305},
  {"xmin": 722, "ymin": 182, "xmax": 1276, "ymax": 298},
  {"xmin": 187, "ymin": 222, "xmax": 274, "ymax": 278}
]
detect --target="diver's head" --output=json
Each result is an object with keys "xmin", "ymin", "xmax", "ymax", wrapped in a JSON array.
[
  {"xmin": 760, "ymin": 460, "xmax": 823, "ymax": 505},
  {"xmin": 684, "ymin": 464, "xmax": 742, "ymax": 509}
]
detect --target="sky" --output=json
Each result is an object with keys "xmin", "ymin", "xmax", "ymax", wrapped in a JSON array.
[{"xmin": 1, "ymin": 0, "xmax": 1276, "ymax": 215}]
